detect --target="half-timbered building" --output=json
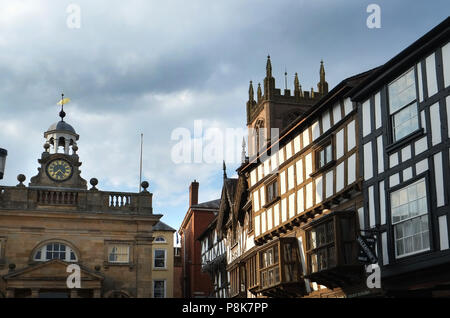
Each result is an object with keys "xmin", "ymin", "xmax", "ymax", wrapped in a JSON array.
[
  {"xmin": 236, "ymin": 56, "xmax": 383, "ymax": 297},
  {"xmin": 352, "ymin": 17, "xmax": 450, "ymax": 297},
  {"xmin": 198, "ymin": 214, "xmax": 228, "ymax": 298},
  {"xmin": 214, "ymin": 163, "xmax": 259, "ymax": 298}
]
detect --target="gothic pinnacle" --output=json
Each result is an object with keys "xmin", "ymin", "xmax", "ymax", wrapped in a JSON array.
[{"xmin": 266, "ymin": 55, "xmax": 272, "ymax": 78}]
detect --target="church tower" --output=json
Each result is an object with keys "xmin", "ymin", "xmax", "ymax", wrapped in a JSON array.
[
  {"xmin": 246, "ymin": 57, "xmax": 328, "ymax": 158},
  {"xmin": 29, "ymin": 99, "xmax": 87, "ymax": 189}
]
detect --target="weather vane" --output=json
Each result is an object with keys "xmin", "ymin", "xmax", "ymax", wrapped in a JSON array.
[{"xmin": 57, "ymin": 93, "xmax": 71, "ymax": 121}]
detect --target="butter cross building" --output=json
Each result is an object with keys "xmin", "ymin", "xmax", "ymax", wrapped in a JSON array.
[{"xmin": 0, "ymin": 105, "xmax": 162, "ymax": 298}]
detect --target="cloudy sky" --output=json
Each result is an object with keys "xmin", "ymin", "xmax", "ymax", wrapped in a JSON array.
[{"xmin": 0, "ymin": 0, "xmax": 448, "ymax": 231}]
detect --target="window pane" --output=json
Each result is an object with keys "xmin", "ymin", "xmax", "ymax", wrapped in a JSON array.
[
  {"xmin": 326, "ymin": 145, "xmax": 332, "ymax": 163},
  {"xmin": 393, "ymin": 103, "xmax": 418, "ymax": 141},
  {"xmin": 392, "ymin": 179, "xmax": 430, "ymax": 257},
  {"xmin": 389, "ymin": 69, "xmax": 416, "ymax": 114},
  {"xmin": 320, "ymin": 150, "xmax": 325, "ymax": 167},
  {"xmin": 154, "ymin": 250, "xmax": 166, "ymax": 268}
]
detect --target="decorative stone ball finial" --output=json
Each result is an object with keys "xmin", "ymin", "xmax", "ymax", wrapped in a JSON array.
[
  {"xmin": 141, "ymin": 181, "xmax": 149, "ymax": 192},
  {"xmin": 90, "ymin": 178, "xmax": 98, "ymax": 190},
  {"xmin": 59, "ymin": 109, "xmax": 66, "ymax": 121},
  {"xmin": 17, "ymin": 174, "xmax": 26, "ymax": 187},
  {"xmin": 72, "ymin": 144, "xmax": 78, "ymax": 154},
  {"xmin": 43, "ymin": 143, "xmax": 50, "ymax": 152}
]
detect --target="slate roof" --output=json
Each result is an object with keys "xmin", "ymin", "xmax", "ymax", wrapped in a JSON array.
[
  {"xmin": 47, "ymin": 120, "xmax": 77, "ymax": 134},
  {"xmin": 191, "ymin": 199, "xmax": 221, "ymax": 210},
  {"xmin": 153, "ymin": 221, "xmax": 176, "ymax": 232}
]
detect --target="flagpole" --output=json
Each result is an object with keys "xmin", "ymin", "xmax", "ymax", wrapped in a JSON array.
[{"xmin": 139, "ymin": 133, "xmax": 143, "ymax": 193}]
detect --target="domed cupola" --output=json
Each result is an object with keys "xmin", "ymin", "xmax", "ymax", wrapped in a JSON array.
[
  {"xmin": 29, "ymin": 95, "xmax": 87, "ymax": 189},
  {"xmin": 44, "ymin": 95, "xmax": 79, "ymax": 155}
]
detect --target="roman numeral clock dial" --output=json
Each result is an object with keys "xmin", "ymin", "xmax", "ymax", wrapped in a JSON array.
[{"xmin": 46, "ymin": 159, "xmax": 73, "ymax": 182}]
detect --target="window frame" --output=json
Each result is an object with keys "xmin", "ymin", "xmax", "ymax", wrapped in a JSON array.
[
  {"xmin": 315, "ymin": 141, "xmax": 334, "ymax": 170},
  {"xmin": 107, "ymin": 244, "xmax": 130, "ymax": 264},
  {"xmin": 389, "ymin": 176, "xmax": 431, "ymax": 259},
  {"xmin": 387, "ymin": 67, "xmax": 421, "ymax": 143},
  {"xmin": 305, "ymin": 219, "xmax": 335, "ymax": 274},
  {"xmin": 154, "ymin": 236, "xmax": 167, "ymax": 244},
  {"xmin": 33, "ymin": 242, "xmax": 78, "ymax": 263},
  {"xmin": 302, "ymin": 211, "xmax": 358, "ymax": 277},
  {"xmin": 153, "ymin": 279, "xmax": 166, "ymax": 298},
  {"xmin": 266, "ymin": 179, "xmax": 279, "ymax": 205},
  {"xmin": 153, "ymin": 248, "xmax": 167, "ymax": 269},
  {"xmin": 0, "ymin": 237, "xmax": 7, "ymax": 266},
  {"xmin": 104, "ymin": 240, "xmax": 134, "ymax": 266}
]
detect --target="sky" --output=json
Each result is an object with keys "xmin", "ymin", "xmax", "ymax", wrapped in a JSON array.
[{"xmin": 0, "ymin": 0, "xmax": 449, "ymax": 231}]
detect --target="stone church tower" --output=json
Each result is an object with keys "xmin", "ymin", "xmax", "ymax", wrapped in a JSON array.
[{"xmin": 246, "ymin": 56, "xmax": 328, "ymax": 158}]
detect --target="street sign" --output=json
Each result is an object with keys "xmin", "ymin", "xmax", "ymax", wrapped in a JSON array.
[{"xmin": 357, "ymin": 235, "xmax": 378, "ymax": 264}]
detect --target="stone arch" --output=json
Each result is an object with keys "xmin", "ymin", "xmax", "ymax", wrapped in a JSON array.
[
  {"xmin": 254, "ymin": 118, "xmax": 265, "ymax": 154},
  {"xmin": 104, "ymin": 290, "xmax": 132, "ymax": 298}
]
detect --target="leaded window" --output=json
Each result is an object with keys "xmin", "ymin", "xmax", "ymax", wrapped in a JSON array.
[{"xmin": 307, "ymin": 221, "xmax": 335, "ymax": 273}]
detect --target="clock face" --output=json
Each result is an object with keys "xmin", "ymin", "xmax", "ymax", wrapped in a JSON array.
[{"xmin": 46, "ymin": 159, "xmax": 73, "ymax": 182}]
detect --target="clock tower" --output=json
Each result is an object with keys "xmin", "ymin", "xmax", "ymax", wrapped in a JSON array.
[{"xmin": 29, "ymin": 105, "xmax": 87, "ymax": 189}]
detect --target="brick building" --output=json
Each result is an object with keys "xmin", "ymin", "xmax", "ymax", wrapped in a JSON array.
[{"xmin": 179, "ymin": 181, "xmax": 220, "ymax": 298}]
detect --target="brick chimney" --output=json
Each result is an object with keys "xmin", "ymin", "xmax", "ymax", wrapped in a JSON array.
[{"xmin": 189, "ymin": 180, "xmax": 199, "ymax": 207}]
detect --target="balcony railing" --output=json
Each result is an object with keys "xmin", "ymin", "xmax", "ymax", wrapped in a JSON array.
[
  {"xmin": 0, "ymin": 185, "xmax": 153, "ymax": 214},
  {"xmin": 36, "ymin": 190, "xmax": 78, "ymax": 205}
]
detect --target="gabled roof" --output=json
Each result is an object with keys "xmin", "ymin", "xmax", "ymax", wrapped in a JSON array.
[
  {"xmin": 215, "ymin": 174, "xmax": 249, "ymax": 238},
  {"xmin": 179, "ymin": 198, "xmax": 221, "ymax": 232},
  {"xmin": 153, "ymin": 221, "xmax": 176, "ymax": 232},
  {"xmin": 351, "ymin": 16, "xmax": 450, "ymax": 101}
]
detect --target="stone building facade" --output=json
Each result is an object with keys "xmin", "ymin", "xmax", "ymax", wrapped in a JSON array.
[
  {"xmin": 152, "ymin": 221, "xmax": 176, "ymax": 298},
  {"xmin": 0, "ymin": 108, "xmax": 162, "ymax": 298}
]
